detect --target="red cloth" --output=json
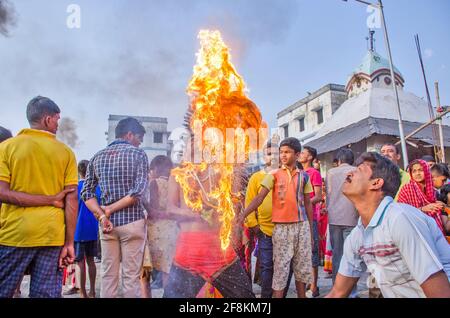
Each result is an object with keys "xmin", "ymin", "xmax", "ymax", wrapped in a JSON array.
[
  {"xmin": 318, "ymin": 212, "xmax": 328, "ymax": 258},
  {"xmin": 242, "ymin": 226, "xmax": 255, "ymax": 277},
  {"xmin": 174, "ymin": 231, "xmax": 237, "ymax": 280},
  {"xmin": 397, "ymin": 159, "xmax": 445, "ymax": 234},
  {"xmin": 305, "ymin": 167, "xmax": 323, "ymax": 221}
]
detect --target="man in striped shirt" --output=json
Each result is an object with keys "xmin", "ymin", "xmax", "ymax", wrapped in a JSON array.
[{"xmin": 81, "ymin": 117, "xmax": 149, "ymax": 298}]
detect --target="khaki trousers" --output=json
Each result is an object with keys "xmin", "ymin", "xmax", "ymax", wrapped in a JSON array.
[{"xmin": 99, "ymin": 219, "xmax": 146, "ymax": 298}]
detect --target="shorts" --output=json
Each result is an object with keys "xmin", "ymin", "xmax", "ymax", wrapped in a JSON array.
[
  {"xmin": 311, "ymin": 220, "xmax": 320, "ymax": 267},
  {"xmin": 272, "ymin": 222, "xmax": 313, "ymax": 291},
  {"xmin": 0, "ymin": 245, "xmax": 63, "ymax": 298},
  {"xmin": 75, "ymin": 241, "xmax": 98, "ymax": 262}
]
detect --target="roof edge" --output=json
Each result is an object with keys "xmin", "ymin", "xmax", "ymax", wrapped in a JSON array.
[{"xmin": 277, "ymin": 83, "xmax": 346, "ymax": 119}]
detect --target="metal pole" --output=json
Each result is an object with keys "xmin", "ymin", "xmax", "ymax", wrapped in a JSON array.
[
  {"xmin": 378, "ymin": 0, "xmax": 409, "ymax": 169},
  {"xmin": 435, "ymin": 81, "xmax": 445, "ymax": 162},
  {"xmin": 394, "ymin": 108, "xmax": 450, "ymax": 145}
]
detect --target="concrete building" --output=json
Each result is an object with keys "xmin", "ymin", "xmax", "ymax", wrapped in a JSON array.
[
  {"xmin": 278, "ymin": 33, "xmax": 450, "ymax": 171},
  {"xmin": 107, "ymin": 115, "xmax": 171, "ymax": 162},
  {"xmin": 277, "ymin": 84, "xmax": 347, "ymax": 144}
]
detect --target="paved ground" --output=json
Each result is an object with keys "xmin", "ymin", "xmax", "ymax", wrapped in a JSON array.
[{"xmin": 18, "ymin": 258, "xmax": 369, "ymax": 298}]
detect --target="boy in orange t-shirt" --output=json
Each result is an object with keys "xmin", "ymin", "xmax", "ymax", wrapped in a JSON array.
[{"xmin": 242, "ymin": 137, "xmax": 314, "ymax": 298}]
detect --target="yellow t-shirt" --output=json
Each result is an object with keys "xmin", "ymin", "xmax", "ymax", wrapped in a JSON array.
[
  {"xmin": 394, "ymin": 169, "xmax": 410, "ymax": 202},
  {"xmin": 0, "ymin": 129, "xmax": 78, "ymax": 247},
  {"xmin": 244, "ymin": 170, "xmax": 274, "ymax": 236}
]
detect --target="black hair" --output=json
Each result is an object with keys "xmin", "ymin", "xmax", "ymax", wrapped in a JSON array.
[
  {"xmin": 355, "ymin": 152, "xmax": 401, "ymax": 198},
  {"xmin": 78, "ymin": 160, "xmax": 89, "ymax": 178},
  {"xmin": 431, "ymin": 163, "xmax": 450, "ymax": 179},
  {"xmin": 335, "ymin": 148, "xmax": 354, "ymax": 165},
  {"xmin": 150, "ymin": 155, "xmax": 173, "ymax": 177},
  {"xmin": 303, "ymin": 146, "xmax": 317, "ymax": 162},
  {"xmin": 381, "ymin": 143, "xmax": 400, "ymax": 155},
  {"xmin": 264, "ymin": 140, "xmax": 278, "ymax": 150},
  {"xmin": 438, "ymin": 184, "xmax": 450, "ymax": 204},
  {"xmin": 421, "ymin": 155, "xmax": 435, "ymax": 163},
  {"xmin": 0, "ymin": 126, "xmax": 12, "ymax": 143},
  {"xmin": 26, "ymin": 96, "xmax": 61, "ymax": 124},
  {"xmin": 115, "ymin": 117, "xmax": 146, "ymax": 139},
  {"xmin": 279, "ymin": 137, "xmax": 301, "ymax": 153}
]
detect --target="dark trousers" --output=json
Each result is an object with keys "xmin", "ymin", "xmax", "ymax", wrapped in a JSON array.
[
  {"xmin": 0, "ymin": 245, "xmax": 63, "ymax": 298},
  {"xmin": 258, "ymin": 232, "xmax": 274, "ymax": 298},
  {"xmin": 163, "ymin": 259, "xmax": 255, "ymax": 298},
  {"xmin": 330, "ymin": 224, "xmax": 357, "ymax": 296},
  {"xmin": 329, "ymin": 224, "xmax": 354, "ymax": 282}
]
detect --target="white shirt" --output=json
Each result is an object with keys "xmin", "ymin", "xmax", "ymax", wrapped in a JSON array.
[{"xmin": 339, "ymin": 196, "xmax": 450, "ymax": 298}]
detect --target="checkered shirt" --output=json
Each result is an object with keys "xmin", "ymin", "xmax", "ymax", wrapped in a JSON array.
[{"xmin": 81, "ymin": 140, "xmax": 149, "ymax": 227}]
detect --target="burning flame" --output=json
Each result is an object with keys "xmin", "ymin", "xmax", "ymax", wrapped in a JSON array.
[{"xmin": 172, "ymin": 30, "xmax": 267, "ymax": 249}]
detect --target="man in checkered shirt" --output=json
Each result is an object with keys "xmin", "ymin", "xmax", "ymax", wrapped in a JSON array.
[{"xmin": 81, "ymin": 117, "xmax": 149, "ymax": 298}]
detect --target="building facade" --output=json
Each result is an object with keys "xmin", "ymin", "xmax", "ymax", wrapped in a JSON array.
[
  {"xmin": 277, "ymin": 34, "xmax": 450, "ymax": 171},
  {"xmin": 277, "ymin": 84, "xmax": 347, "ymax": 144}
]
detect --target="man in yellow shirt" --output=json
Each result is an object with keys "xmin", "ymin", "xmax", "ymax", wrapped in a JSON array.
[
  {"xmin": 0, "ymin": 96, "xmax": 78, "ymax": 298},
  {"xmin": 244, "ymin": 141, "xmax": 278, "ymax": 298}
]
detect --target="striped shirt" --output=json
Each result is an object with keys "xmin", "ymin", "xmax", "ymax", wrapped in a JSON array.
[
  {"xmin": 261, "ymin": 166, "xmax": 313, "ymax": 223},
  {"xmin": 339, "ymin": 196, "xmax": 450, "ymax": 298},
  {"xmin": 81, "ymin": 140, "xmax": 149, "ymax": 227}
]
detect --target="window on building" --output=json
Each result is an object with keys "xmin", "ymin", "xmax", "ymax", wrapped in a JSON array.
[
  {"xmin": 298, "ymin": 117, "xmax": 305, "ymax": 132},
  {"xmin": 153, "ymin": 132, "xmax": 163, "ymax": 144},
  {"xmin": 283, "ymin": 125, "xmax": 289, "ymax": 138},
  {"xmin": 317, "ymin": 109, "xmax": 323, "ymax": 125}
]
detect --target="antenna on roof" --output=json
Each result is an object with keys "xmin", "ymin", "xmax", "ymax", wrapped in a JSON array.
[{"xmin": 366, "ymin": 29, "xmax": 376, "ymax": 52}]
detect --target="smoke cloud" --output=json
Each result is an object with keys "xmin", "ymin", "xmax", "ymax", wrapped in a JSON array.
[
  {"xmin": 57, "ymin": 117, "xmax": 79, "ymax": 149},
  {"xmin": 0, "ymin": 0, "xmax": 301, "ymax": 159},
  {"xmin": 0, "ymin": 0, "xmax": 17, "ymax": 36}
]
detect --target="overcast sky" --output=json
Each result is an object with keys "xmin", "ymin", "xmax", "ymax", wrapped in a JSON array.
[{"xmin": 0, "ymin": 0, "xmax": 449, "ymax": 160}]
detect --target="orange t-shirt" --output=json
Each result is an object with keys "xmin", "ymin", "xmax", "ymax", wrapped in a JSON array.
[{"xmin": 261, "ymin": 166, "xmax": 313, "ymax": 223}]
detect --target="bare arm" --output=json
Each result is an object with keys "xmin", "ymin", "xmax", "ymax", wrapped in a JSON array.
[
  {"xmin": 421, "ymin": 270, "xmax": 450, "ymax": 298},
  {"xmin": 63, "ymin": 185, "xmax": 78, "ymax": 245},
  {"xmin": 241, "ymin": 186, "xmax": 270, "ymax": 222},
  {"xmin": 85, "ymin": 197, "xmax": 113, "ymax": 234},
  {"xmin": 311, "ymin": 185, "xmax": 323, "ymax": 205},
  {"xmin": 326, "ymin": 273, "xmax": 359, "ymax": 298},
  {"xmin": 0, "ymin": 181, "xmax": 73, "ymax": 208},
  {"xmin": 166, "ymin": 175, "xmax": 201, "ymax": 221},
  {"xmin": 141, "ymin": 180, "xmax": 172, "ymax": 220},
  {"xmin": 102, "ymin": 195, "xmax": 138, "ymax": 217},
  {"xmin": 442, "ymin": 214, "xmax": 450, "ymax": 232},
  {"xmin": 58, "ymin": 185, "xmax": 78, "ymax": 268}
]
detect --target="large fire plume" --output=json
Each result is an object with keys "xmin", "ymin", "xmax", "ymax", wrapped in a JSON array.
[{"xmin": 172, "ymin": 30, "xmax": 267, "ymax": 249}]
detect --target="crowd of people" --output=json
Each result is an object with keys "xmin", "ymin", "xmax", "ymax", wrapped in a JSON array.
[{"xmin": 0, "ymin": 96, "xmax": 449, "ymax": 298}]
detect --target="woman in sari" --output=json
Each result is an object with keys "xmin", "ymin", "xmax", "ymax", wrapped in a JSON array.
[{"xmin": 397, "ymin": 159, "xmax": 445, "ymax": 235}]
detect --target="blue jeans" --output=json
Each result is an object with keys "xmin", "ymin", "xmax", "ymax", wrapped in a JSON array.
[
  {"xmin": 257, "ymin": 232, "xmax": 274, "ymax": 298},
  {"xmin": 330, "ymin": 224, "xmax": 358, "ymax": 297},
  {"xmin": 329, "ymin": 224, "xmax": 354, "ymax": 282}
]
